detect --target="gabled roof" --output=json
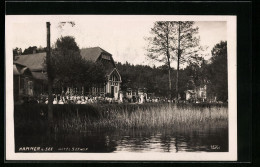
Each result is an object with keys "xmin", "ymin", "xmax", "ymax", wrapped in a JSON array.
[
  {"xmin": 80, "ymin": 47, "xmax": 111, "ymax": 62},
  {"xmin": 14, "ymin": 47, "xmax": 116, "ymax": 75},
  {"xmin": 32, "ymin": 72, "xmax": 47, "ymax": 81},
  {"xmin": 14, "ymin": 52, "xmax": 46, "ymax": 71},
  {"xmin": 108, "ymin": 68, "xmax": 122, "ymax": 81},
  {"xmin": 13, "ymin": 63, "xmax": 33, "ymax": 76},
  {"xmin": 185, "ymin": 90, "xmax": 196, "ymax": 94}
]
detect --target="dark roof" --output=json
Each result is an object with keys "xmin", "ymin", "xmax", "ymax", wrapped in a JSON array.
[
  {"xmin": 105, "ymin": 66, "xmax": 115, "ymax": 75},
  {"xmin": 13, "ymin": 63, "xmax": 33, "ymax": 76},
  {"xmin": 14, "ymin": 47, "xmax": 116, "ymax": 76},
  {"xmin": 14, "ymin": 47, "xmax": 112, "ymax": 71},
  {"xmin": 186, "ymin": 90, "xmax": 196, "ymax": 94},
  {"xmin": 14, "ymin": 52, "xmax": 46, "ymax": 71},
  {"xmin": 32, "ymin": 72, "xmax": 47, "ymax": 81},
  {"xmin": 80, "ymin": 47, "xmax": 111, "ymax": 62}
]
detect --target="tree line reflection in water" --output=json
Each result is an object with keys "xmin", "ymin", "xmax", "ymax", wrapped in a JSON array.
[{"xmin": 16, "ymin": 121, "xmax": 228, "ymax": 153}]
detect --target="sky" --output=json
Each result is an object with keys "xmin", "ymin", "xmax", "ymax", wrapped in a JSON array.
[{"xmin": 8, "ymin": 15, "xmax": 227, "ymax": 68}]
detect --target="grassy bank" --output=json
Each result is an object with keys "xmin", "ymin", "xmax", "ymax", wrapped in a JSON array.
[{"xmin": 14, "ymin": 103, "xmax": 228, "ymax": 133}]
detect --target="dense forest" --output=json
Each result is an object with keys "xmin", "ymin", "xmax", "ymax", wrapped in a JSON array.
[
  {"xmin": 116, "ymin": 62, "xmax": 196, "ymax": 100},
  {"xmin": 116, "ymin": 41, "xmax": 228, "ymax": 102}
]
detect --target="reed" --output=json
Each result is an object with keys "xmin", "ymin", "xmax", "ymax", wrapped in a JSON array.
[{"xmin": 14, "ymin": 103, "xmax": 228, "ymax": 133}]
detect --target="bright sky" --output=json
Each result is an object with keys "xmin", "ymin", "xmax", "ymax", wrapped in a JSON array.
[{"xmin": 7, "ymin": 15, "xmax": 226, "ymax": 68}]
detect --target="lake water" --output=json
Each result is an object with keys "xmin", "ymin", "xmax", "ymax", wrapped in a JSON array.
[{"xmin": 15, "ymin": 123, "xmax": 228, "ymax": 153}]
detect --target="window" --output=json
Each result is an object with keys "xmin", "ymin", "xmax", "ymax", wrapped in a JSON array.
[
  {"xmin": 111, "ymin": 73, "xmax": 118, "ymax": 82},
  {"xmin": 28, "ymin": 81, "xmax": 33, "ymax": 95},
  {"xmin": 102, "ymin": 54, "xmax": 111, "ymax": 60}
]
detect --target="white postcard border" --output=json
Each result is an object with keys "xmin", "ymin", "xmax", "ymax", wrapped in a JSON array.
[{"xmin": 5, "ymin": 15, "xmax": 237, "ymax": 161}]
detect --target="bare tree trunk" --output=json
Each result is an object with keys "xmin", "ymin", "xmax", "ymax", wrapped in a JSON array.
[
  {"xmin": 167, "ymin": 54, "xmax": 172, "ymax": 100},
  {"xmin": 176, "ymin": 21, "xmax": 181, "ymax": 103},
  {"xmin": 166, "ymin": 24, "xmax": 172, "ymax": 100},
  {"xmin": 46, "ymin": 22, "xmax": 53, "ymax": 133}
]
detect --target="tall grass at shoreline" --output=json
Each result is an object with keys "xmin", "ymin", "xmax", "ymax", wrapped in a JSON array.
[{"xmin": 14, "ymin": 103, "xmax": 228, "ymax": 133}]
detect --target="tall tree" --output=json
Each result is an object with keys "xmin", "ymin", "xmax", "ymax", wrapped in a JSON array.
[
  {"xmin": 207, "ymin": 41, "xmax": 228, "ymax": 102},
  {"xmin": 172, "ymin": 21, "xmax": 200, "ymax": 102},
  {"xmin": 50, "ymin": 36, "xmax": 106, "ymax": 91},
  {"xmin": 146, "ymin": 21, "xmax": 175, "ymax": 99},
  {"xmin": 45, "ymin": 22, "xmax": 77, "ymax": 132},
  {"xmin": 186, "ymin": 56, "xmax": 207, "ymax": 87}
]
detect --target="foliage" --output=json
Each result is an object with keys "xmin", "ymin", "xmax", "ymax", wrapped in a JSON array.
[
  {"xmin": 146, "ymin": 22, "xmax": 175, "ymax": 63},
  {"xmin": 145, "ymin": 21, "xmax": 175, "ymax": 98},
  {"xmin": 116, "ymin": 62, "xmax": 171, "ymax": 96},
  {"xmin": 116, "ymin": 62, "xmax": 193, "ymax": 98},
  {"xmin": 13, "ymin": 46, "xmax": 47, "ymax": 57},
  {"xmin": 206, "ymin": 41, "xmax": 228, "ymax": 102},
  {"xmin": 37, "ymin": 46, "xmax": 47, "ymax": 53},
  {"xmin": 145, "ymin": 21, "xmax": 202, "ymax": 100},
  {"xmin": 171, "ymin": 21, "xmax": 200, "ymax": 101},
  {"xmin": 50, "ymin": 36, "xmax": 106, "ymax": 89},
  {"xmin": 172, "ymin": 21, "xmax": 200, "ymax": 65},
  {"xmin": 185, "ymin": 58, "xmax": 208, "ymax": 88},
  {"xmin": 21, "ymin": 46, "xmax": 38, "ymax": 55},
  {"xmin": 13, "ymin": 47, "xmax": 22, "ymax": 60}
]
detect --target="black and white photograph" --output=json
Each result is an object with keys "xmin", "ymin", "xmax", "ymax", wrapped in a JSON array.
[{"xmin": 5, "ymin": 15, "xmax": 237, "ymax": 161}]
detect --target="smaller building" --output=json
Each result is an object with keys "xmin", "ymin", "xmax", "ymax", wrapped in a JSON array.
[
  {"xmin": 13, "ymin": 63, "xmax": 34, "ymax": 101},
  {"xmin": 185, "ymin": 85, "xmax": 207, "ymax": 102},
  {"xmin": 196, "ymin": 85, "xmax": 207, "ymax": 101},
  {"xmin": 124, "ymin": 87, "xmax": 148, "ymax": 103},
  {"xmin": 185, "ymin": 90, "xmax": 196, "ymax": 101}
]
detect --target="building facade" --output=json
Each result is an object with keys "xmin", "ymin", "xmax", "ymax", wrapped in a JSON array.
[
  {"xmin": 185, "ymin": 85, "xmax": 207, "ymax": 102},
  {"xmin": 14, "ymin": 47, "xmax": 122, "ymax": 100},
  {"xmin": 80, "ymin": 47, "xmax": 121, "ymax": 99}
]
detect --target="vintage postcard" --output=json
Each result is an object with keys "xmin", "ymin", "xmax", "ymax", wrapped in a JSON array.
[{"xmin": 5, "ymin": 15, "xmax": 237, "ymax": 161}]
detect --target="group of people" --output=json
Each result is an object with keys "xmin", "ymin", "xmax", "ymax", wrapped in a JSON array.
[
  {"xmin": 37, "ymin": 94, "xmax": 115, "ymax": 104},
  {"xmin": 18, "ymin": 92, "xmax": 175, "ymax": 105}
]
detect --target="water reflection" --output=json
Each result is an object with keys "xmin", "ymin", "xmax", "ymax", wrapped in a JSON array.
[{"xmin": 15, "ymin": 123, "xmax": 228, "ymax": 152}]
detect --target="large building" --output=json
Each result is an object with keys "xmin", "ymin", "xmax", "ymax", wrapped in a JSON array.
[{"xmin": 14, "ymin": 47, "xmax": 122, "ymax": 100}]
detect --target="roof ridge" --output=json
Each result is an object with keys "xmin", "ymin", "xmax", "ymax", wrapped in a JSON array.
[
  {"xmin": 81, "ymin": 47, "xmax": 110, "ymax": 54},
  {"xmin": 15, "ymin": 52, "xmax": 47, "ymax": 57}
]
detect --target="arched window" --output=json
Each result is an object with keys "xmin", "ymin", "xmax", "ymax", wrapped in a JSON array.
[{"xmin": 110, "ymin": 73, "xmax": 119, "ymax": 81}]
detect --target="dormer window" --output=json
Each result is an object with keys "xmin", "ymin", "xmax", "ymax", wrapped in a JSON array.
[{"xmin": 101, "ymin": 54, "xmax": 111, "ymax": 60}]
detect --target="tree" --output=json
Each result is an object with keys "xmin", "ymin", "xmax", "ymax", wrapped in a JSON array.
[
  {"xmin": 186, "ymin": 56, "xmax": 207, "ymax": 87},
  {"xmin": 50, "ymin": 36, "xmax": 106, "ymax": 91},
  {"xmin": 206, "ymin": 41, "xmax": 228, "ymax": 102},
  {"xmin": 45, "ymin": 21, "xmax": 78, "ymax": 133},
  {"xmin": 172, "ymin": 21, "xmax": 200, "ymax": 102},
  {"xmin": 146, "ymin": 21, "xmax": 175, "ymax": 99},
  {"xmin": 13, "ymin": 47, "xmax": 22, "ymax": 60},
  {"xmin": 116, "ymin": 62, "xmax": 173, "ymax": 98},
  {"xmin": 37, "ymin": 46, "xmax": 47, "ymax": 53},
  {"xmin": 22, "ymin": 46, "xmax": 38, "ymax": 55}
]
